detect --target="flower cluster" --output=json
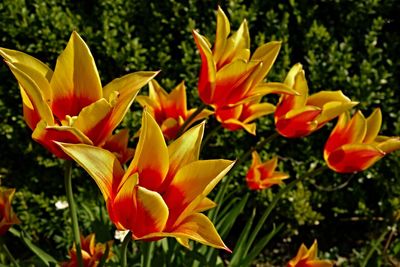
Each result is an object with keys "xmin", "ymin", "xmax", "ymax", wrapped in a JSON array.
[{"xmin": 0, "ymin": 5, "xmax": 399, "ymax": 266}]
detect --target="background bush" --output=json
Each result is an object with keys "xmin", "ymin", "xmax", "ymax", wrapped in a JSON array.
[{"xmin": 0, "ymin": 0, "xmax": 399, "ymax": 265}]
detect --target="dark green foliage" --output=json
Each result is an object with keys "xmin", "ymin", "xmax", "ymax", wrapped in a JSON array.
[{"xmin": 0, "ymin": 0, "xmax": 399, "ymax": 265}]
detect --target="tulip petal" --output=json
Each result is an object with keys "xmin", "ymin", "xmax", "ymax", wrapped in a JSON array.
[
  {"xmin": 250, "ymin": 41, "xmax": 282, "ymax": 86},
  {"xmin": 171, "ymin": 160, "xmax": 235, "ymax": 227},
  {"xmin": 103, "ymin": 71, "xmax": 159, "ymax": 136},
  {"xmin": 72, "ymin": 98, "xmax": 113, "ymax": 145},
  {"xmin": 32, "ymin": 121, "xmax": 93, "ymax": 158},
  {"xmin": 193, "ymin": 30, "xmax": 216, "ymax": 104},
  {"xmin": 242, "ymin": 102, "xmax": 276, "ymax": 123},
  {"xmin": 171, "ymin": 213, "xmax": 230, "ymax": 252},
  {"xmin": 164, "ymin": 160, "xmax": 234, "ymax": 212},
  {"xmin": 102, "ymin": 129, "xmax": 134, "ymax": 164},
  {"xmin": 376, "ymin": 136, "xmax": 400, "ymax": 153},
  {"xmin": 126, "ymin": 111, "xmax": 168, "ymax": 192},
  {"xmin": 50, "ymin": 32, "xmax": 102, "ymax": 119},
  {"xmin": 327, "ymin": 144, "xmax": 384, "ymax": 173},
  {"xmin": 213, "ymin": 6, "xmax": 230, "ymax": 63},
  {"xmin": 131, "ymin": 186, "xmax": 169, "ymax": 238},
  {"xmin": 0, "ymin": 48, "xmax": 53, "ymax": 80},
  {"xmin": 163, "ymin": 81, "xmax": 187, "ymax": 118},
  {"xmin": 307, "ymin": 90, "xmax": 352, "ymax": 107},
  {"xmin": 327, "ymin": 111, "xmax": 367, "ymax": 153},
  {"xmin": 253, "ymin": 82, "xmax": 299, "ymax": 96},
  {"xmin": 193, "ymin": 198, "xmax": 217, "ymax": 213},
  {"xmin": 214, "ymin": 60, "xmax": 261, "ymax": 105},
  {"xmin": 364, "ymin": 108, "xmax": 382, "ymax": 143},
  {"xmin": 58, "ymin": 142, "xmax": 124, "ymax": 201},
  {"xmin": 317, "ymin": 100, "xmax": 358, "ymax": 126},
  {"xmin": 217, "ymin": 20, "xmax": 250, "ymax": 68},
  {"xmin": 5, "ymin": 62, "xmax": 54, "ymax": 126},
  {"xmin": 275, "ymin": 106, "xmax": 321, "ymax": 138},
  {"xmin": 166, "ymin": 122, "xmax": 204, "ymax": 186}
]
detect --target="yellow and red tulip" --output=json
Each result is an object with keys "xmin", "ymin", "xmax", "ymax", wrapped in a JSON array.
[
  {"xmin": 61, "ymin": 233, "xmax": 112, "ymax": 267},
  {"xmin": 136, "ymin": 80, "xmax": 212, "ymax": 140},
  {"xmin": 287, "ymin": 240, "xmax": 333, "ymax": 267},
  {"xmin": 102, "ymin": 129, "xmax": 134, "ymax": 165},
  {"xmin": 193, "ymin": 7, "xmax": 296, "ymax": 133},
  {"xmin": 0, "ymin": 31, "xmax": 157, "ymax": 159},
  {"xmin": 275, "ymin": 63, "xmax": 358, "ymax": 138},
  {"xmin": 59, "ymin": 111, "xmax": 234, "ymax": 251},
  {"xmin": 324, "ymin": 108, "xmax": 400, "ymax": 173},
  {"xmin": 0, "ymin": 188, "xmax": 20, "ymax": 235},
  {"xmin": 215, "ymin": 96, "xmax": 275, "ymax": 134},
  {"xmin": 246, "ymin": 151, "xmax": 289, "ymax": 190}
]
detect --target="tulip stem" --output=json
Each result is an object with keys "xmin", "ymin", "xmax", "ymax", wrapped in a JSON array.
[
  {"xmin": 241, "ymin": 164, "xmax": 328, "ymax": 257},
  {"xmin": 121, "ymin": 233, "xmax": 131, "ymax": 267},
  {"xmin": 141, "ymin": 241, "xmax": 154, "ymax": 267},
  {"xmin": 64, "ymin": 160, "xmax": 83, "ymax": 267},
  {"xmin": 1, "ymin": 242, "xmax": 19, "ymax": 267},
  {"xmin": 176, "ymin": 103, "xmax": 208, "ymax": 138},
  {"xmin": 200, "ymin": 124, "xmax": 222, "ymax": 152}
]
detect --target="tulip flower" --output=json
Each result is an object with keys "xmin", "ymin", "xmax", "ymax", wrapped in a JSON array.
[
  {"xmin": 287, "ymin": 240, "xmax": 333, "ymax": 267},
  {"xmin": 136, "ymin": 80, "xmax": 212, "ymax": 140},
  {"xmin": 324, "ymin": 108, "xmax": 400, "ymax": 173},
  {"xmin": 193, "ymin": 7, "xmax": 296, "ymax": 133},
  {"xmin": 0, "ymin": 188, "xmax": 20, "ymax": 235},
  {"xmin": 59, "ymin": 111, "xmax": 235, "ymax": 251},
  {"xmin": 246, "ymin": 151, "xmax": 289, "ymax": 190},
  {"xmin": 215, "ymin": 96, "xmax": 276, "ymax": 134},
  {"xmin": 102, "ymin": 129, "xmax": 134, "ymax": 164},
  {"xmin": 0, "ymin": 31, "xmax": 157, "ymax": 159},
  {"xmin": 275, "ymin": 63, "xmax": 358, "ymax": 138},
  {"xmin": 61, "ymin": 233, "xmax": 112, "ymax": 267}
]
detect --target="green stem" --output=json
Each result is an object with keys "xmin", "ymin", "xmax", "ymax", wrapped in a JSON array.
[
  {"xmin": 64, "ymin": 160, "xmax": 83, "ymax": 267},
  {"xmin": 200, "ymin": 124, "xmax": 222, "ymax": 152},
  {"xmin": 361, "ymin": 227, "xmax": 389, "ymax": 267},
  {"xmin": 121, "ymin": 233, "xmax": 131, "ymax": 267},
  {"xmin": 176, "ymin": 103, "xmax": 208, "ymax": 138},
  {"xmin": 1, "ymin": 242, "xmax": 19, "ymax": 267},
  {"xmin": 141, "ymin": 241, "xmax": 154, "ymax": 267},
  {"xmin": 242, "ymin": 165, "xmax": 328, "ymax": 257}
]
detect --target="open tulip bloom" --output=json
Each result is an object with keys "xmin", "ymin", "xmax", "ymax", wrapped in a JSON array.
[
  {"xmin": 287, "ymin": 240, "xmax": 333, "ymax": 267},
  {"xmin": 59, "ymin": 111, "xmax": 235, "ymax": 251},
  {"xmin": 246, "ymin": 151, "xmax": 289, "ymax": 190},
  {"xmin": 0, "ymin": 31, "xmax": 158, "ymax": 159},
  {"xmin": 193, "ymin": 7, "xmax": 297, "ymax": 134},
  {"xmin": 61, "ymin": 233, "xmax": 112, "ymax": 267},
  {"xmin": 275, "ymin": 63, "xmax": 358, "ymax": 138},
  {"xmin": 136, "ymin": 80, "xmax": 212, "ymax": 140},
  {"xmin": 0, "ymin": 188, "xmax": 20, "ymax": 235},
  {"xmin": 324, "ymin": 108, "xmax": 400, "ymax": 173}
]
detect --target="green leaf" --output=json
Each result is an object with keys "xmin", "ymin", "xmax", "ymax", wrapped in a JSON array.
[{"xmin": 9, "ymin": 228, "xmax": 57, "ymax": 266}]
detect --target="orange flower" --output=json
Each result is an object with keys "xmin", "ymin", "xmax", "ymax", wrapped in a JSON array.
[
  {"xmin": 275, "ymin": 63, "xmax": 358, "ymax": 138},
  {"xmin": 61, "ymin": 233, "xmax": 112, "ymax": 267},
  {"xmin": 59, "ymin": 111, "xmax": 234, "ymax": 251},
  {"xmin": 246, "ymin": 151, "xmax": 289, "ymax": 190},
  {"xmin": 0, "ymin": 32, "xmax": 157, "ymax": 159},
  {"xmin": 0, "ymin": 188, "xmax": 20, "ymax": 235},
  {"xmin": 288, "ymin": 240, "xmax": 333, "ymax": 267},
  {"xmin": 102, "ymin": 129, "xmax": 134, "ymax": 164},
  {"xmin": 215, "ymin": 97, "xmax": 275, "ymax": 134},
  {"xmin": 136, "ymin": 80, "xmax": 212, "ymax": 140},
  {"xmin": 324, "ymin": 108, "xmax": 400, "ymax": 173},
  {"xmin": 193, "ymin": 7, "xmax": 296, "ymax": 133}
]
